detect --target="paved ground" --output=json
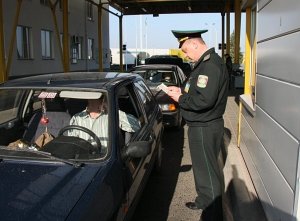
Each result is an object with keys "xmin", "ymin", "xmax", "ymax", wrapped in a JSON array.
[{"xmin": 132, "ymin": 89, "xmax": 267, "ymax": 221}]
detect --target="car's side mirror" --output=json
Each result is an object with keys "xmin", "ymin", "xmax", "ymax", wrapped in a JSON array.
[{"xmin": 121, "ymin": 141, "xmax": 151, "ymax": 160}]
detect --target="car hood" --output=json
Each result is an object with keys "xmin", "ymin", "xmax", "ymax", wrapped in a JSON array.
[{"xmin": 0, "ymin": 160, "xmax": 105, "ymax": 220}]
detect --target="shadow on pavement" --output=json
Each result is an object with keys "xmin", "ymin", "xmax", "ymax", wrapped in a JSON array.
[{"xmin": 131, "ymin": 126, "xmax": 185, "ymax": 221}]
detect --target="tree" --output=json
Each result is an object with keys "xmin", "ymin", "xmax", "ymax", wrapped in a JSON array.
[{"xmin": 229, "ymin": 31, "xmax": 243, "ymax": 64}]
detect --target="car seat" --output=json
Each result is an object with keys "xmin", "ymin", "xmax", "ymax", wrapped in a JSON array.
[{"xmin": 23, "ymin": 98, "xmax": 71, "ymax": 143}]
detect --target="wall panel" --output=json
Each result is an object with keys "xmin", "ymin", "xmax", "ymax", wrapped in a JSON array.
[
  {"xmin": 257, "ymin": 0, "xmax": 300, "ymax": 41},
  {"xmin": 256, "ymin": 75, "xmax": 300, "ymax": 140},
  {"xmin": 243, "ymin": 106, "xmax": 299, "ymax": 190},
  {"xmin": 240, "ymin": 115, "xmax": 295, "ymax": 220},
  {"xmin": 257, "ymin": 31, "xmax": 300, "ymax": 85}
]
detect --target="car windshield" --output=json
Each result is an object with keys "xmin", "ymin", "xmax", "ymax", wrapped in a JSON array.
[
  {"xmin": 0, "ymin": 88, "xmax": 110, "ymax": 162},
  {"xmin": 133, "ymin": 70, "xmax": 177, "ymax": 85}
]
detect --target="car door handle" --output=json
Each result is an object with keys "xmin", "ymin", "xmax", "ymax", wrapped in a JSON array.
[{"xmin": 149, "ymin": 132, "xmax": 156, "ymax": 143}]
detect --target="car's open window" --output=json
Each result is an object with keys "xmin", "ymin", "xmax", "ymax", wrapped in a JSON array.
[
  {"xmin": 117, "ymin": 84, "xmax": 145, "ymax": 129},
  {"xmin": 0, "ymin": 89, "xmax": 24, "ymax": 124},
  {"xmin": 134, "ymin": 81, "xmax": 157, "ymax": 120}
]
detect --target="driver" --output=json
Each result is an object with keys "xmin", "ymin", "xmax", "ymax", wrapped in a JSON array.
[{"xmin": 68, "ymin": 96, "xmax": 140, "ymax": 150}]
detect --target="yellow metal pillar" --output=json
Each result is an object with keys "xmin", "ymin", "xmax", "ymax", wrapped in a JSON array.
[
  {"xmin": 244, "ymin": 7, "xmax": 252, "ymax": 95},
  {"xmin": 234, "ymin": 0, "xmax": 241, "ymax": 64},
  {"xmin": 0, "ymin": 0, "xmax": 6, "ymax": 82},
  {"xmin": 226, "ymin": 0, "xmax": 230, "ymax": 55},
  {"xmin": 49, "ymin": 1, "xmax": 64, "ymax": 71},
  {"xmin": 6, "ymin": 0, "xmax": 22, "ymax": 79},
  {"xmin": 119, "ymin": 15, "xmax": 123, "ymax": 72},
  {"xmin": 98, "ymin": 5, "xmax": 103, "ymax": 72},
  {"xmin": 62, "ymin": 0, "xmax": 69, "ymax": 72}
]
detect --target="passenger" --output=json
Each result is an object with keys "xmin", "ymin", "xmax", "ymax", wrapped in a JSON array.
[
  {"xmin": 68, "ymin": 96, "xmax": 140, "ymax": 150},
  {"xmin": 163, "ymin": 73, "xmax": 172, "ymax": 83}
]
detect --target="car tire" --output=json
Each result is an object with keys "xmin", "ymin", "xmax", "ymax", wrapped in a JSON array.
[{"xmin": 154, "ymin": 141, "xmax": 163, "ymax": 173}]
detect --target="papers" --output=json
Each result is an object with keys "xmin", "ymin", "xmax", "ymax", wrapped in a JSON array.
[{"xmin": 157, "ymin": 83, "xmax": 169, "ymax": 93}]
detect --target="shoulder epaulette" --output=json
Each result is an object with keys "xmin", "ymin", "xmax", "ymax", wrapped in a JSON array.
[{"xmin": 203, "ymin": 54, "xmax": 210, "ymax": 61}]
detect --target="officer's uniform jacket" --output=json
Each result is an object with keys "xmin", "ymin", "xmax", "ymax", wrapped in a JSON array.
[{"xmin": 178, "ymin": 48, "xmax": 229, "ymax": 126}]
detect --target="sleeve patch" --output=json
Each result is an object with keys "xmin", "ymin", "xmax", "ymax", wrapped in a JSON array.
[{"xmin": 197, "ymin": 75, "xmax": 208, "ymax": 88}]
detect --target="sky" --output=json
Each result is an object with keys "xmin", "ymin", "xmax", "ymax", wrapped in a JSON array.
[{"xmin": 109, "ymin": 9, "xmax": 246, "ymax": 53}]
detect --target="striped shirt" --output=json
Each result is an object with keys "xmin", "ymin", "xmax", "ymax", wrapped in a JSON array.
[{"xmin": 68, "ymin": 109, "xmax": 140, "ymax": 150}]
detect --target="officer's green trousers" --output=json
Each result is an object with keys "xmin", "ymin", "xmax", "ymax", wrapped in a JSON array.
[{"xmin": 188, "ymin": 119, "xmax": 224, "ymax": 220}]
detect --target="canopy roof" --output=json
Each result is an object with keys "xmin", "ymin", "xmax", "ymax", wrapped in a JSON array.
[{"xmin": 108, "ymin": 0, "xmax": 237, "ymax": 15}]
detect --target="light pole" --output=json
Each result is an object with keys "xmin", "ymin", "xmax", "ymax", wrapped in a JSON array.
[{"xmin": 205, "ymin": 23, "xmax": 218, "ymax": 50}]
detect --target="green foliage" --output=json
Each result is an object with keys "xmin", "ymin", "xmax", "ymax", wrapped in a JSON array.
[{"xmin": 229, "ymin": 31, "xmax": 243, "ymax": 64}]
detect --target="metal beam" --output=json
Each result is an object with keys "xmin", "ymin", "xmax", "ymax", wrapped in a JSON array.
[
  {"xmin": 6, "ymin": 0, "xmax": 22, "ymax": 79},
  {"xmin": 234, "ymin": 0, "xmax": 241, "ymax": 64},
  {"xmin": 119, "ymin": 15, "xmax": 123, "ymax": 71},
  {"xmin": 244, "ymin": 7, "xmax": 251, "ymax": 95},
  {"xmin": 62, "ymin": 0, "xmax": 70, "ymax": 72},
  {"xmin": 98, "ymin": 4, "xmax": 103, "ymax": 71},
  {"xmin": 226, "ymin": 0, "xmax": 230, "ymax": 55},
  {"xmin": 49, "ymin": 0, "xmax": 64, "ymax": 71},
  {"xmin": 0, "ymin": 0, "xmax": 6, "ymax": 82},
  {"xmin": 221, "ymin": 12, "xmax": 225, "ymax": 58}
]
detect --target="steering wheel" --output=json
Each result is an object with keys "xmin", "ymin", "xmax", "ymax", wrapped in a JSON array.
[{"xmin": 58, "ymin": 125, "xmax": 101, "ymax": 152}]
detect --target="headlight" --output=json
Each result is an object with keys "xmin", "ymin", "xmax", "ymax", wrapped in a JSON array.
[{"xmin": 159, "ymin": 104, "xmax": 176, "ymax": 111}]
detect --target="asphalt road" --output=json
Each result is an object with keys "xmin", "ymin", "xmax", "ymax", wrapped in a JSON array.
[{"xmin": 131, "ymin": 125, "xmax": 202, "ymax": 221}]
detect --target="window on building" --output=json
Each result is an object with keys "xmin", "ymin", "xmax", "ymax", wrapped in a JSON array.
[
  {"xmin": 40, "ymin": 0, "xmax": 49, "ymax": 6},
  {"xmin": 41, "ymin": 29, "xmax": 53, "ymax": 59},
  {"xmin": 71, "ymin": 36, "xmax": 83, "ymax": 63},
  {"xmin": 16, "ymin": 26, "xmax": 33, "ymax": 59},
  {"xmin": 87, "ymin": 2, "xmax": 93, "ymax": 20},
  {"xmin": 88, "ymin": 38, "xmax": 94, "ymax": 59}
]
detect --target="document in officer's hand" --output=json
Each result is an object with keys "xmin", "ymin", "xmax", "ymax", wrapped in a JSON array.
[{"xmin": 157, "ymin": 83, "xmax": 169, "ymax": 93}]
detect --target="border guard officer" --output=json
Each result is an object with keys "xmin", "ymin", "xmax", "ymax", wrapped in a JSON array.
[{"xmin": 167, "ymin": 30, "xmax": 229, "ymax": 221}]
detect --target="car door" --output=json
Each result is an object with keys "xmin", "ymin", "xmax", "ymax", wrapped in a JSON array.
[{"xmin": 115, "ymin": 80, "xmax": 161, "ymax": 220}]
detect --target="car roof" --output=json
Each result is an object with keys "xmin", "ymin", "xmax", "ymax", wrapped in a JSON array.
[
  {"xmin": 1, "ymin": 72, "xmax": 141, "ymax": 90},
  {"xmin": 131, "ymin": 64, "xmax": 178, "ymax": 71}
]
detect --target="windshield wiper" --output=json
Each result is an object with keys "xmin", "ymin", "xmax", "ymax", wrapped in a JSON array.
[{"xmin": 13, "ymin": 149, "xmax": 84, "ymax": 168}]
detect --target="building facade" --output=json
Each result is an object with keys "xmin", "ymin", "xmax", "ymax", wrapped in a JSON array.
[
  {"xmin": 3, "ymin": 0, "xmax": 110, "ymax": 78},
  {"xmin": 240, "ymin": 0, "xmax": 300, "ymax": 220}
]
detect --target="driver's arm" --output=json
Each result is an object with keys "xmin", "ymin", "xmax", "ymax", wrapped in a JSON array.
[{"xmin": 118, "ymin": 110, "xmax": 141, "ymax": 133}]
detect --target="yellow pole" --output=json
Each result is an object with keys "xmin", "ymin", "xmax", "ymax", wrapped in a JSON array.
[
  {"xmin": 98, "ymin": 4, "xmax": 103, "ymax": 72},
  {"xmin": 234, "ymin": 0, "xmax": 241, "ymax": 64},
  {"xmin": 244, "ymin": 7, "xmax": 252, "ymax": 95},
  {"xmin": 119, "ymin": 15, "xmax": 123, "ymax": 72},
  {"xmin": 226, "ymin": 0, "xmax": 230, "ymax": 55},
  {"xmin": 62, "ymin": 0, "xmax": 69, "ymax": 72},
  {"xmin": 6, "ymin": 0, "xmax": 22, "ymax": 79},
  {"xmin": 49, "ymin": 1, "xmax": 64, "ymax": 70},
  {"xmin": 0, "ymin": 0, "xmax": 6, "ymax": 82},
  {"xmin": 237, "ymin": 102, "xmax": 242, "ymax": 147}
]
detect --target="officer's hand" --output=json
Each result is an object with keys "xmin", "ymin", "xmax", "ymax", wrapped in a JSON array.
[
  {"xmin": 168, "ymin": 90, "xmax": 182, "ymax": 102},
  {"xmin": 168, "ymin": 86, "xmax": 181, "ymax": 93}
]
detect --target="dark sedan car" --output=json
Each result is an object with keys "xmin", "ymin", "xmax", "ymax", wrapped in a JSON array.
[
  {"xmin": 0, "ymin": 72, "xmax": 163, "ymax": 221},
  {"xmin": 130, "ymin": 64, "xmax": 186, "ymax": 129}
]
